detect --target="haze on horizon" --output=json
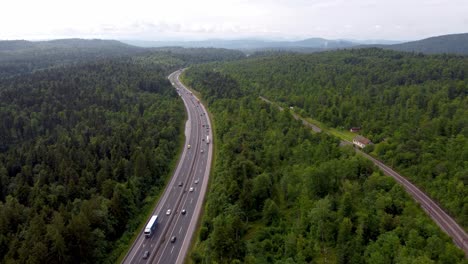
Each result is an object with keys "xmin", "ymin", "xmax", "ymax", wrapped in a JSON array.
[{"xmin": 2, "ymin": 0, "xmax": 467, "ymax": 41}]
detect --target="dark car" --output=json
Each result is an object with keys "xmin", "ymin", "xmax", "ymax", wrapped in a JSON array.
[
  {"xmin": 170, "ymin": 236, "xmax": 177, "ymax": 243},
  {"xmin": 143, "ymin": 251, "xmax": 150, "ymax": 259},
  {"xmin": 178, "ymin": 181, "xmax": 183, "ymax": 187}
]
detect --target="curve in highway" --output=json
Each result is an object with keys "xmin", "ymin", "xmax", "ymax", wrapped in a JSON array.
[{"xmin": 121, "ymin": 69, "xmax": 213, "ymax": 264}]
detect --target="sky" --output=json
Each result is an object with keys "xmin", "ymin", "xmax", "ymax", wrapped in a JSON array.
[{"xmin": 1, "ymin": 0, "xmax": 467, "ymax": 41}]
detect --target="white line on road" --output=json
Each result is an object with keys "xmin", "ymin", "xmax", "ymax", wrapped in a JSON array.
[
  {"xmin": 171, "ymin": 246, "xmax": 175, "ymax": 254},
  {"xmin": 179, "ymin": 227, "xmax": 183, "ymax": 234},
  {"xmin": 190, "ymin": 198, "xmax": 193, "ymax": 204}
]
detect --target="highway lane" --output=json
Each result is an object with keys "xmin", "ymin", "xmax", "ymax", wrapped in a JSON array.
[
  {"xmin": 260, "ymin": 95, "xmax": 468, "ymax": 256},
  {"xmin": 156, "ymin": 70, "xmax": 212, "ymax": 264},
  {"xmin": 122, "ymin": 69, "xmax": 213, "ymax": 263}
]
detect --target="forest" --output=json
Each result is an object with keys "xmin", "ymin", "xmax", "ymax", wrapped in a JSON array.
[
  {"xmin": 0, "ymin": 60, "xmax": 186, "ymax": 263},
  {"xmin": 182, "ymin": 50, "xmax": 467, "ymax": 263},
  {"xmin": 0, "ymin": 45, "xmax": 244, "ymax": 263},
  {"xmin": 185, "ymin": 48, "xmax": 468, "ymax": 231},
  {"xmin": 0, "ymin": 39, "xmax": 245, "ymax": 79}
]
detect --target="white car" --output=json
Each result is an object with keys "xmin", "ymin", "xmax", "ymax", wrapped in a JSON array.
[
  {"xmin": 189, "ymin": 187, "xmax": 194, "ymax": 192},
  {"xmin": 166, "ymin": 209, "xmax": 171, "ymax": 215},
  {"xmin": 194, "ymin": 179, "xmax": 199, "ymax": 184}
]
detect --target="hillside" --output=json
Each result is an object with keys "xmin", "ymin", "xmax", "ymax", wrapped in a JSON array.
[
  {"xmin": 0, "ymin": 59, "xmax": 186, "ymax": 263},
  {"xmin": 387, "ymin": 33, "xmax": 468, "ymax": 55},
  {"xmin": 0, "ymin": 39, "xmax": 145, "ymax": 78},
  {"xmin": 0, "ymin": 39, "xmax": 247, "ymax": 79},
  {"xmin": 0, "ymin": 38, "xmax": 138, "ymax": 52},
  {"xmin": 357, "ymin": 33, "xmax": 468, "ymax": 55},
  {"xmin": 184, "ymin": 49, "xmax": 468, "ymax": 231},
  {"xmin": 0, "ymin": 46, "xmax": 247, "ymax": 263},
  {"xmin": 181, "ymin": 52, "xmax": 467, "ymax": 262}
]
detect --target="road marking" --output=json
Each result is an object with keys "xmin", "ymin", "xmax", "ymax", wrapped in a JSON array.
[
  {"xmin": 171, "ymin": 246, "xmax": 175, "ymax": 254},
  {"xmin": 190, "ymin": 198, "xmax": 193, "ymax": 204},
  {"xmin": 179, "ymin": 227, "xmax": 182, "ymax": 234}
]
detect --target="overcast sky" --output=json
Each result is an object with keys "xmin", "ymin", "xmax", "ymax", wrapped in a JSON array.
[{"xmin": 2, "ymin": 0, "xmax": 467, "ymax": 41}]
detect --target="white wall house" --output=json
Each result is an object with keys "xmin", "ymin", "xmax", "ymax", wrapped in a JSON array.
[{"xmin": 353, "ymin": 135, "xmax": 372, "ymax": 149}]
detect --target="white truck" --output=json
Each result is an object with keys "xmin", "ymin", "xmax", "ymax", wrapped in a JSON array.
[
  {"xmin": 144, "ymin": 215, "xmax": 158, "ymax": 238},
  {"xmin": 206, "ymin": 135, "xmax": 210, "ymax": 144}
]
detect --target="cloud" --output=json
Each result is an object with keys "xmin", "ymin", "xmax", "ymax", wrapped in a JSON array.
[{"xmin": 1, "ymin": 0, "xmax": 467, "ymax": 40}]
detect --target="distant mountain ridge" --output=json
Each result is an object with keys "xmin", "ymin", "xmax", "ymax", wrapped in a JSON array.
[
  {"xmin": 123, "ymin": 38, "xmax": 359, "ymax": 50},
  {"xmin": 0, "ymin": 38, "xmax": 140, "ymax": 53},
  {"xmin": 0, "ymin": 39, "xmax": 145, "ymax": 78},
  {"xmin": 124, "ymin": 33, "xmax": 468, "ymax": 55},
  {"xmin": 381, "ymin": 33, "xmax": 468, "ymax": 55}
]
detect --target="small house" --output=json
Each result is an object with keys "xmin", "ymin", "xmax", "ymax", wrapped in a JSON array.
[
  {"xmin": 353, "ymin": 135, "xmax": 372, "ymax": 149},
  {"xmin": 349, "ymin": 127, "xmax": 361, "ymax": 133}
]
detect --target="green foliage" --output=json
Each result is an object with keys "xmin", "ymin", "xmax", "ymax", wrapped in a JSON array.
[
  {"xmin": 184, "ymin": 62, "xmax": 466, "ymax": 263},
  {"xmin": 150, "ymin": 47, "xmax": 246, "ymax": 64},
  {"xmin": 0, "ymin": 39, "xmax": 145, "ymax": 78},
  {"xmin": 0, "ymin": 60, "xmax": 185, "ymax": 263},
  {"xmin": 185, "ymin": 48, "xmax": 468, "ymax": 229}
]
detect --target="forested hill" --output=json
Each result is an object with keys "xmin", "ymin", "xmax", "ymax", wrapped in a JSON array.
[
  {"xmin": 0, "ymin": 39, "xmax": 145, "ymax": 78},
  {"xmin": 0, "ymin": 39, "xmax": 138, "ymax": 52},
  {"xmin": 184, "ymin": 48, "xmax": 468, "ymax": 233},
  {"xmin": 0, "ymin": 44, "xmax": 248, "ymax": 263},
  {"xmin": 150, "ymin": 47, "xmax": 246, "ymax": 64},
  {"xmin": 181, "ymin": 50, "xmax": 467, "ymax": 262},
  {"xmin": 0, "ymin": 59, "xmax": 185, "ymax": 263},
  {"xmin": 388, "ymin": 33, "xmax": 468, "ymax": 55},
  {"xmin": 0, "ymin": 39, "xmax": 245, "ymax": 79},
  {"xmin": 362, "ymin": 33, "xmax": 468, "ymax": 55}
]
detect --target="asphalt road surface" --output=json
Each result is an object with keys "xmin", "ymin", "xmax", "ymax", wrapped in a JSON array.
[
  {"xmin": 260, "ymin": 96, "xmax": 468, "ymax": 256},
  {"xmin": 122, "ymin": 69, "xmax": 213, "ymax": 264}
]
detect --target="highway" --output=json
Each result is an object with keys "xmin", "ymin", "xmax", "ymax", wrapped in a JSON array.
[
  {"xmin": 260, "ymin": 96, "xmax": 468, "ymax": 256},
  {"xmin": 122, "ymin": 69, "xmax": 213, "ymax": 264}
]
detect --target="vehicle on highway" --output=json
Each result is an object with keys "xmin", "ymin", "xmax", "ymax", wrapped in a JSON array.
[
  {"xmin": 194, "ymin": 179, "xmax": 199, "ymax": 184},
  {"xmin": 166, "ymin": 209, "xmax": 171, "ymax": 215},
  {"xmin": 170, "ymin": 236, "xmax": 177, "ymax": 243},
  {"xmin": 201, "ymin": 149, "xmax": 204, "ymax": 153},
  {"xmin": 189, "ymin": 187, "xmax": 194, "ymax": 192},
  {"xmin": 181, "ymin": 209, "xmax": 186, "ymax": 215},
  {"xmin": 144, "ymin": 215, "xmax": 158, "ymax": 238},
  {"xmin": 187, "ymin": 144, "xmax": 191, "ymax": 149},
  {"xmin": 206, "ymin": 136, "xmax": 210, "ymax": 144},
  {"xmin": 143, "ymin": 250, "xmax": 150, "ymax": 259},
  {"xmin": 178, "ymin": 181, "xmax": 183, "ymax": 187}
]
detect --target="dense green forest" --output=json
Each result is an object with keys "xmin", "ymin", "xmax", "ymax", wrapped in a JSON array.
[
  {"xmin": 0, "ymin": 39, "xmax": 245, "ymax": 79},
  {"xmin": 0, "ymin": 44, "xmax": 247, "ymax": 263},
  {"xmin": 0, "ymin": 39, "xmax": 145, "ymax": 78},
  {"xmin": 182, "ymin": 69, "xmax": 466, "ymax": 263},
  {"xmin": 377, "ymin": 33, "xmax": 468, "ymax": 55},
  {"xmin": 184, "ymin": 49, "xmax": 468, "ymax": 233},
  {"xmin": 0, "ymin": 59, "xmax": 186, "ymax": 263}
]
